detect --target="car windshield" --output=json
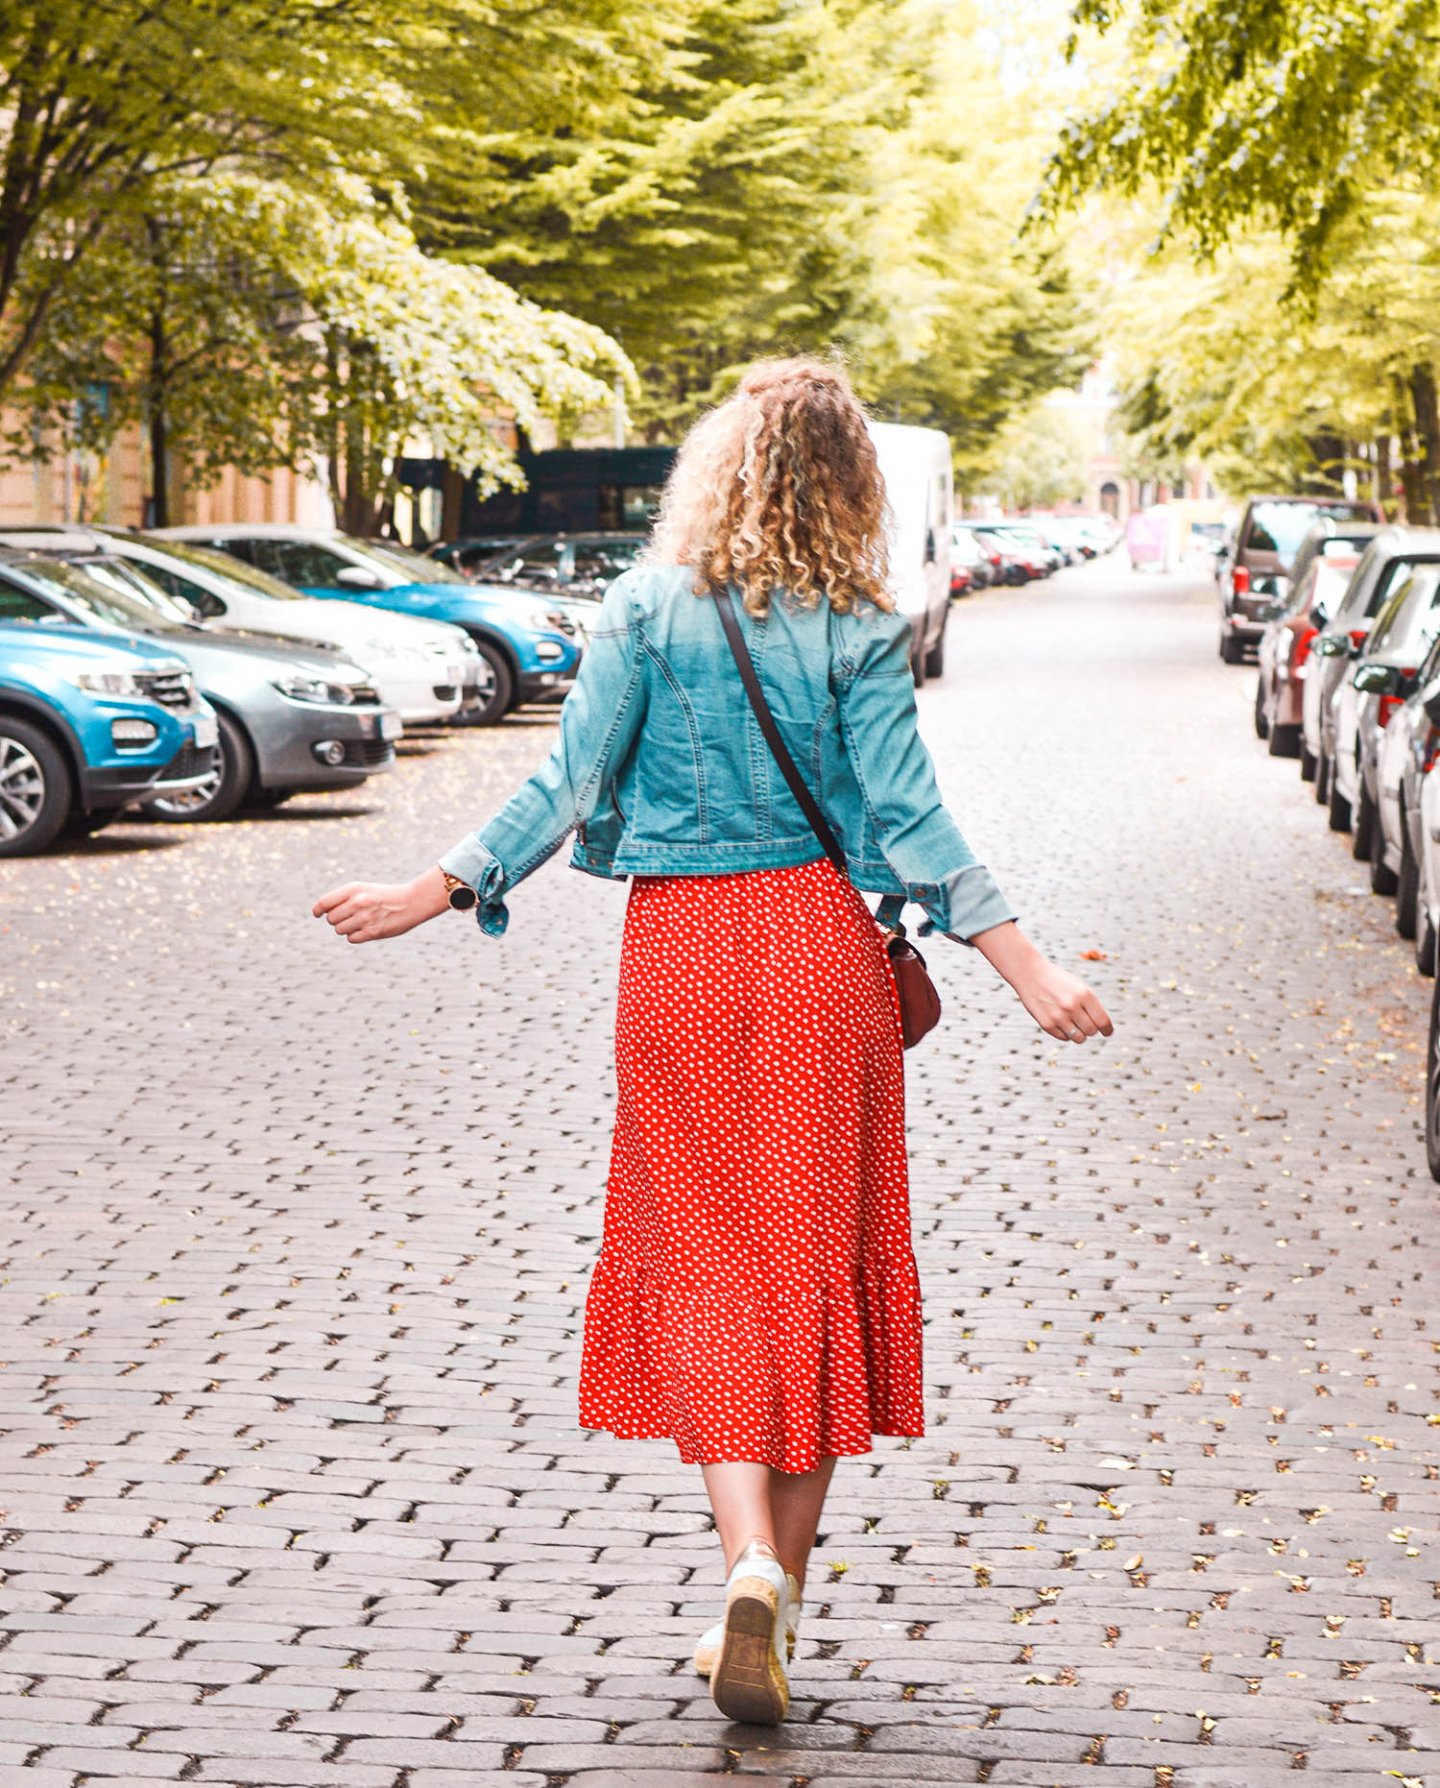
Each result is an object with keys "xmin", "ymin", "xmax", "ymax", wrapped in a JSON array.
[
  {"xmin": 138, "ymin": 537, "xmax": 309, "ymax": 601},
  {"xmin": 1247, "ymin": 501, "xmax": 1374, "ymax": 558},
  {"xmin": 6, "ymin": 556, "xmax": 183, "ymax": 631},
  {"xmin": 1305, "ymin": 560, "xmax": 1358, "ymax": 616},
  {"xmin": 1367, "ymin": 564, "xmax": 1440, "ymax": 656},
  {"xmin": 346, "ymin": 538, "xmax": 463, "ymax": 585},
  {"xmin": 73, "ymin": 559, "xmax": 196, "ymax": 628}
]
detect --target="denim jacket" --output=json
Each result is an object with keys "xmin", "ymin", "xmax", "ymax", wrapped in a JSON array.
[{"xmin": 440, "ymin": 563, "xmax": 1014, "ymax": 942}]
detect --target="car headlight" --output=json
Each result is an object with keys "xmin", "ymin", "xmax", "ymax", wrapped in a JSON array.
[
  {"xmin": 73, "ymin": 669, "xmax": 149, "ymax": 696},
  {"xmin": 275, "ymin": 671, "xmax": 356, "ymax": 705},
  {"xmin": 457, "ymin": 634, "xmax": 479, "ymax": 656}
]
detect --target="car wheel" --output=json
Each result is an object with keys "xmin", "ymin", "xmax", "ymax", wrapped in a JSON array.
[
  {"xmin": 0, "ymin": 717, "xmax": 73, "ymax": 857},
  {"xmin": 1220, "ymin": 630, "xmax": 1245, "ymax": 664},
  {"xmin": 1426, "ymin": 976, "xmax": 1440, "ymax": 1181},
  {"xmin": 1315, "ymin": 748, "xmax": 1330, "ymax": 803},
  {"xmin": 1268, "ymin": 721, "xmax": 1300, "ymax": 758},
  {"xmin": 140, "ymin": 710, "xmax": 253, "ymax": 824},
  {"xmin": 1253, "ymin": 678, "xmax": 1270, "ymax": 740},
  {"xmin": 1327, "ymin": 762, "xmax": 1351, "ymax": 832},
  {"xmin": 1397, "ymin": 809, "xmax": 1419, "ymax": 937},
  {"xmin": 923, "ymin": 609, "xmax": 947, "ymax": 679},
  {"xmin": 1300, "ymin": 742, "xmax": 1318, "ymax": 782},
  {"xmin": 1353, "ymin": 776, "xmax": 1378, "ymax": 861},
  {"xmin": 462, "ymin": 636, "xmax": 514, "ymax": 725}
]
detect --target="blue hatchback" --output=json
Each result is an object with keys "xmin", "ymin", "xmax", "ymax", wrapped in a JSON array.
[
  {"xmin": 0, "ymin": 620, "xmax": 220, "ymax": 853},
  {"xmin": 159, "ymin": 526, "xmax": 583, "ymax": 725}
]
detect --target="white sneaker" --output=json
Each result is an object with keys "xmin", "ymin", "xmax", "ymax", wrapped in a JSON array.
[
  {"xmin": 694, "ymin": 1572, "xmax": 801, "ymax": 1676},
  {"xmin": 708, "ymin": 1541, "xmax": 792, "ymax": 1725}
]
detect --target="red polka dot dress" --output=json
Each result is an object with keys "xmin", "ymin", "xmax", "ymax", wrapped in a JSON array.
[{"xmin": 577, "ymin": 855, "xmax": 925, "ymax": 1473}]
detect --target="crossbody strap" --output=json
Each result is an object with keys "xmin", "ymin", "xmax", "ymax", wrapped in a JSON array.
[{"xmin": 714, "ymin": 585, "xmax": 848, "ymax": 877}]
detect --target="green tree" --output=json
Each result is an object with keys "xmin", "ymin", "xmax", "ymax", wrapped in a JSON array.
[
  {"xmin": 1036, "ymin": 0, "xmax": 1440, "ymax": 285},
  {"xmin": 437, "ymin": 0, "xmax": 1090, "ymax": 448},
  {"xmin": 14, "ymin": 174, "xmax": 630, "ymax": 528},
  {"xmin": 0, "ymin": 0, "xmax": 687, "ymax": 399}
]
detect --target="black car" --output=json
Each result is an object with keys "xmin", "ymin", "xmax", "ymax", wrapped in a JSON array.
[
  {"xmin": 1218, "ymin": 495, "xmax": 1383, "ymax": 663},
  {"xmin": 461, "ymin": 532, "xmax": 647, "ymax": 599}
]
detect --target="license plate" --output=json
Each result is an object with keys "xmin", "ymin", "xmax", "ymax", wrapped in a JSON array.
[
  {"xmin": 191, "ymin": 713, "xmax": 218, "ymax": 749},
  {"xmin": 379, "ymin": 710, "xmax": 403, "ymax": 741}
]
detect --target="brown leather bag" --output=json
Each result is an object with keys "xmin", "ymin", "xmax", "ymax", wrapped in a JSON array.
[{"xmin": 714, "ymin": 588, "xmax": 942, "ymax": 1050}]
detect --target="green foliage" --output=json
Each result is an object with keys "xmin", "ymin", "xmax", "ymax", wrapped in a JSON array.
[
  {"xmin": 0, "ymin": 0, "xmax": 682, "ymax": 396},
  {"xmin": 981, "ymin": 402, "xmax": 1093, "ymax": 510},
  {"xmin": 436, "ymin": 0, "xmax": 1091, "ymax": 451},
  {"xmin": 1038, "ymin": 0, "xmax": 1440, "ymax": 285},
  {"xmin": 14, "ymin": 174, "xmax": 630, "ymax": 525}
]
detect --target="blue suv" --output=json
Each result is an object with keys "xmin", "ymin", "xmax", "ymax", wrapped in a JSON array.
[
  {"xmin": 0, "ymin": 621, "xmax": 219, "ymax": 854},
  {"xmin": 159, "ymin": 526, "xmax": 583, "ymax": 725}
]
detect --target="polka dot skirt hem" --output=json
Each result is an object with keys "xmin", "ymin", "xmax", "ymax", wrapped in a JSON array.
[{"xmin": 578, "ymin": 858, "xmax": 925, "ymax": 1475}]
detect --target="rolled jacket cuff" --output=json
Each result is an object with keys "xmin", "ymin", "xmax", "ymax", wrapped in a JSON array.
[
  {"xmin": 438, "ymin": 835, "xmax": 510, "ymax": 938},
  {"xmin": 913, "ymin": 862, "xmax": 1015, "ymax": 943}
]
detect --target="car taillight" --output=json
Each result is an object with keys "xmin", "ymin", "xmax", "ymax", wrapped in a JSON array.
[
  {"xmin": 1232, "ymin": 566, "xmax": 1251, "ymax": 596},
  {"xmin": 1293, "ymin": 626, "xmax": 1317, "ymax": 668},
  {"xmin": 1349, "ymin": 628, "xmax": 1368, "ymax": 650}
]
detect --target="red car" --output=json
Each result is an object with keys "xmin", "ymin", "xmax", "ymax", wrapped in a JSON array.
[{"xmin": 1255, "ymin": 552, "xmax": 1359, "ymax": 756}]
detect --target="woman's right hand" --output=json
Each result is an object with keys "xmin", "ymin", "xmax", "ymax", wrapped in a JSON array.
[
  {"xmin": 312, "ymin": 866, "xmax": 451, "ymax": 944},
  {"xmin": 971, "ymin": 920, "xmax": 1114, "ymax": 1043}
]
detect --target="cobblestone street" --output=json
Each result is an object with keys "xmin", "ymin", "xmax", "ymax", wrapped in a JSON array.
[{"xmin": 2, "ymin": 557, "xmax": 1437, "ymax": 1788}]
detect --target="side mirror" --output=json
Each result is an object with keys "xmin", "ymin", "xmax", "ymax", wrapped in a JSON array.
[
  {"xmin": 1353, "ymin": 662, "xmax": 1401, "ymax": 695},
  {"xmin": 335, "ymin": 564, "xmax": 385, "ymax": 591},
  {"xmin": 193, "ymin": 590, "xmax": 226, "ymax": 619},
  {"xmin": 1308, "ymin": 606, "xmax": 1327, "ymax": 631}
]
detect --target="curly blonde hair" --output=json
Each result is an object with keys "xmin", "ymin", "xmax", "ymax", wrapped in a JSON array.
[{"xmin": 647, "ymin": 357, "xmax": 892, "ymax": 617}]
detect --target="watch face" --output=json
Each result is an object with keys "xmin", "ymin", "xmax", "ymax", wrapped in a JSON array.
[{"xmin": 448, "ymin": 884, "xmax": 478, "ymax": 911}]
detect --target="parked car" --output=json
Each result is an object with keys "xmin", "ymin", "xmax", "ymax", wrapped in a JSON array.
[
  {"xmin": 1305, "ymin": 527, "xmax": 1440, "ymax": 815},
  {"xmin": 0, "ymin": 528, "xmax": 472, "ymax": 728},
  {"xmin": 981, "ymin": 521, "xmax": 1061, "ymax": 577},
  {"xmin": 1285, "ymin": 518, "xmax": 1385, "ymax": 604},
  {"xmin": 0, "ymin": 613, "xmax": 218, "ymax": 854},
  {"xmin": 427, "ymin": 534, "xmax": 528, "ymax": 574},
  {"xmin": 971, "ymin": 525, "xmax": 1032, "ymax": 585},
  {"xmin": 0, "ymin": 548, "xmax": 397, "ymax": 823},
  {"xmin": 1255, "ymin": 551, "xmax": 1360, "ymax": 758},
  {"xmin": 464, "ymin": 532, "xmax": 647, "ymax": 595},
  {"xmin": 948, "ymin": 526, "xmax": 989, "ymax": 596},
  {"xmin": 1217, "ymin": 494, "xmax": 1383, "ymax": 663},
  {"xmin": 954, "ymin": 523, "xmax": 1005, "ymax": 587},
  {"xmin": 1374, "ymin": 627, "xmax": 1440, "ymax": 969},
  {"xmin": 1329, "ymin": 560, "xmax": 1440, "ymax": 865},
  {"xmin": 1427, "ymin": 976, "xmax": 1440, "ymax": 1179},
  {"xmin": 161, "ymin": 525, "xmax": 583, "ymax": 724}
]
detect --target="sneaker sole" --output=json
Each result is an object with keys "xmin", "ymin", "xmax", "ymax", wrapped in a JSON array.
[{"xmin": 710, "ymin": 1578, "xmax": 789, "ymax": 1724}]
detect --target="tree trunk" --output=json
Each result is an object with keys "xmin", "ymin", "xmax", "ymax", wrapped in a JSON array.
[
  {"xmin": 1410, "ymin": 364, "xmax": 1440, "ymax": 524},
  {"xmin": 146, "ymin": 302, "xmax": 169, "ymax": 529},
  {"xmin": 1396, "ymin": 375, "xmax": 1422, "ymax": 522},
  {"xmin": 1376, "ymin": 428, "xmax": 1393, "ymax": 517}
]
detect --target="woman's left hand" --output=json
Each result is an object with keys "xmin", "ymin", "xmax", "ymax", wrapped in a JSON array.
[{"xmin": 312, "ymin": 867, "xmax": 450, "ymax": 943}]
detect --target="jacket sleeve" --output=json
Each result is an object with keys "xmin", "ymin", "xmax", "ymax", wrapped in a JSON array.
[
  {"xmin": 438, "ymin": 573, "xmax": 647, "ymax": 935},
  {"xmin": 837, "ymin": 608, "xmax": 1015, "ymax": 942}
]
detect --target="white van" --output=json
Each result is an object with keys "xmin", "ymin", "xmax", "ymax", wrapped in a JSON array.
[{"xmin": 868, "ymin": 420, "xmax": 954, "ymax": 682}]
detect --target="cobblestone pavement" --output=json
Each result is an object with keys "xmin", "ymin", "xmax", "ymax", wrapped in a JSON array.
[{"xmin": 1, "ymin": 557, "xmax": 1437, "ymax": 1788}]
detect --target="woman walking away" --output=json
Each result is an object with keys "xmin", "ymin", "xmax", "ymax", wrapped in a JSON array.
[{"xmin": 313, "ymin": 357, "xmax": 1112, "ymax": 1727}]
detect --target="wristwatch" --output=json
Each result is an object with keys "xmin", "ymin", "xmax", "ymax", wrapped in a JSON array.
[{"xmin": 440, "ymin": 869, "xmax": 477, "ymax": 911}]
